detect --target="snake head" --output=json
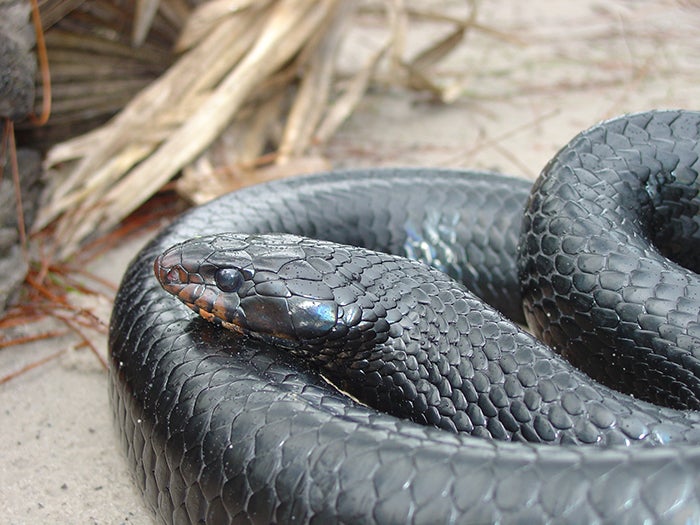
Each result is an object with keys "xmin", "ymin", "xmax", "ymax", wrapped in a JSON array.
[{"xmin": 155, "ymin": 233, "xmax": 344, "ymax": 347}]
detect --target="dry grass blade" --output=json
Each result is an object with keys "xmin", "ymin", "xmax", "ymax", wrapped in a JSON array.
[
  {"xmin": 176, "ymin": 0, "xmax": 268, "ymax": 51},
  {"xmin": 402, "ymin": 1, "xmax": 478, "ymax": 102},
  {"xmin": 177, "ymin": 89, "xmax": 289, "ymax": 203},
  {"xmin": 133, "ymin": 0, "xmax": 163, "ymax": 46},
  {"xmin": 314, "ymin": 0, "xmax": 407, "ymax": 144},
  {"xmin": 277, "ymin": 2, "xmax": 350, "ymax": 161}
]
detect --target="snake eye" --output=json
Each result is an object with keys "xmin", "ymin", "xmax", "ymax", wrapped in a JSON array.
[{"xmin": 215, "ymin": 268, "xmax": 245, "ymax": 292}]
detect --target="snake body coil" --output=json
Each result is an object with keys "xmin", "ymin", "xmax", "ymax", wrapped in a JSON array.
[{"xmin": 109, "ymin": 110, "xmax": 700, "ymax": 523}]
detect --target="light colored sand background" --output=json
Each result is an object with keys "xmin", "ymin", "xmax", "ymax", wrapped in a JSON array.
[{"xmin": 3, "ymin": 1, "xmax": 700, "ymax": 523}]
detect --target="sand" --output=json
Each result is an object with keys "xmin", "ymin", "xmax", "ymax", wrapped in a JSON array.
[{"xmin": 3, "ymin": 1, "xmax": 700, "ymax": 523}]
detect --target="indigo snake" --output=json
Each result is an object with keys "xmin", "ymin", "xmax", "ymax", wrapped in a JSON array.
[{"xmin": 109, "ymin": 110, "xmax": 700, "ymax": 523}]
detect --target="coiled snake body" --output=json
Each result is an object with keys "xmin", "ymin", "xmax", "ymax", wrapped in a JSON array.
[{"xmin": 109, "ymin": 110, "xmax": 700, "ymax": 523}]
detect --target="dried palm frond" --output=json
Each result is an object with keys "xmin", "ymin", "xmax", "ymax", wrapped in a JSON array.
[
  {"xmin": 17, "ymin": 0, "xmax": 188, "ymax": 145},
  {"xmin": 35, "ymin": 0, "xmax": 480, "ymax": 258}
]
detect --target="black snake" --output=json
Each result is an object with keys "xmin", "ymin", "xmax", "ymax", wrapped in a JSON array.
[{"xmin": 109, "ymin": 110, "xmax": 700, "ymax": 523}]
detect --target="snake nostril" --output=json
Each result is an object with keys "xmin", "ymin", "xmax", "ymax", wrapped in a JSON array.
[
  {"xmin": 154, "ymin": 256, "xmax": 188, "ymax": 286},
  {"xmin": 166, "ymin": 266, "xmax": 187, "ymax": 285}
]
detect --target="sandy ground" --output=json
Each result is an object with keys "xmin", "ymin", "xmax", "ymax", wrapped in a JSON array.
[{"xmin": 3, "ymin": 1, "xmax": 700, "ymax": 523}]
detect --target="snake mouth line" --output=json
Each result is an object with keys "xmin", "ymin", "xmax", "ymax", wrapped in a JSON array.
[
  {"xmin": 181, "ymin": 297, "xmax": 288, "ymax": 343},
  {"xmin": 178, "ymin": 300, "xmax": 239, "ymax": 333}
]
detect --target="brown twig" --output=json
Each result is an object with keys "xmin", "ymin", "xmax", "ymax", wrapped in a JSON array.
[
  {"xmin": 0, "ymin": 349, "xmax": 67, "ymax": 385},
  {"xmin": 28, "ymin": 0, "xmax": 52, "ymax": 126},
  {"xmin": 0, "ymin": 330, "xmax": 70, "ymax": 349},
  {"xmin": 7, "ymin": 122, "xmax": 28, "ymax": 258}
]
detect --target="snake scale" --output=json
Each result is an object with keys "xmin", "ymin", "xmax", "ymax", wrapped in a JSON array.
[{"xmin": 109, "ymin": 110, "xmax": 700, "ymax": 524}]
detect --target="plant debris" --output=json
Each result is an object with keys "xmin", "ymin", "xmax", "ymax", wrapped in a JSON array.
[{"xmin": 34, "ymin": 0, "xmax": 480, "ymax": 259}]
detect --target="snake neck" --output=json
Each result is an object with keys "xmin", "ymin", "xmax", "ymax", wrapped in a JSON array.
[{"xmin": 280, "ymin": 249, "xmax": 697, "ymax": 447}]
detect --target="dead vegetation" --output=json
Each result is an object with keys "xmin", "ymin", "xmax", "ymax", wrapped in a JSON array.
[{"xmin": 32, "ymin": 0, "xmax": 483, "ymax": 259}]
